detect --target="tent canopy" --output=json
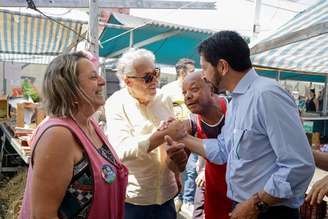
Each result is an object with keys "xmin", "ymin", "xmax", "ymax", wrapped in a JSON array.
[
  {"xmin": 0, "ymin": 9, "xmax": 85, "ymax": 64},
  {"xmin": 99, "ymin": 13, "xmax": 215, "ymax": 67},
  {"xmin": 250, "ymin": 0, "xmax": 328, "ymax": 75},
  {"xmin": 256, "ymin": 68, "xmax": 326, "ymax": 83}
]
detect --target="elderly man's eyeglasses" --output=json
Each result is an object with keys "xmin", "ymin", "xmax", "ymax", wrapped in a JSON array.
[{"xmin": 127, "ymin": 68, "xmax": 160, "ymax": 84}]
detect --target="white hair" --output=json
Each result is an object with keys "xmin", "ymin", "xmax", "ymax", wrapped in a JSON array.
[{"xmin": 116, "ymin": 48, "xmax": 155, "ymax": 77}]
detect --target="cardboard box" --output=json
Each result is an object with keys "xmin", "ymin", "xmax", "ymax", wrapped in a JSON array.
[
  {"xmin": 312, "ymin": 132, "xmax": 321, "ymax": 147},
  {"xmin": 0, "ymin": 95, "xmax": 9, "ymax": 121},
  {"xmin": 16, "ymin": 103, "xmax": 25, "ymax": 128},
  {"xmin": 35, "ymin": 104, "xmax": 46, "ymax": 125},
  {"xmin": 16, "ymin": 102, "xmax": 46, "ymax": 129}
]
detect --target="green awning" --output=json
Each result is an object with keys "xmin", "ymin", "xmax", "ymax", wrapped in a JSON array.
[
  {"xmin": 256, "ymin": 68, "xmax": 326, "ymax": 83},
  {"xmin": 99, "ymin": 13, "xmax": 215, "ymax": 67}
]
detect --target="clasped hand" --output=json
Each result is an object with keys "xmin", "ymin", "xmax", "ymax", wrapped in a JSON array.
[{"xmin": 158, "ymin": 117, "xmax": 188, "ymax": 141}]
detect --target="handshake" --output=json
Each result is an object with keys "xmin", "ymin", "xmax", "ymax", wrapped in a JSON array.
[
  {"xmin": 158, "ymin": 117, "xmax": 190, "ymax": 172},
  {"xmin": 158, "ymin": 117, "xmax": 189, "ymax": 140}
]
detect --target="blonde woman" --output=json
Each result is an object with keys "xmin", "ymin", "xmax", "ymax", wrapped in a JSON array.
[{"xmin": 19, "ymin": 51, "xmax": 128, "ymax": 219}]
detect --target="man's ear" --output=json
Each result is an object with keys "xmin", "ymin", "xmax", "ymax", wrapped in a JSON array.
[
  {"xmin": 179, "ymin": 69, "xmax": 187, "ymax": 79},
  {"xmin": 217, "ymin": 59, "xmax": 229, "ymax": 76},
  {"xmin": 123, "ymin": 76, "xmax": 132, "ymax": 87}
]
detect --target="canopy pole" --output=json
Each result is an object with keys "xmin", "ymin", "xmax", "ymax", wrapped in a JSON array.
[
  {"xmin": 277, "ymin": 70, "xmax": 281, "ymax": 81},
  {"xmin": 2, "ymin": 63, "xmax": 6, "ymax": 95},
  {"xmin": 323, "ymin": 76, "xmax": 328, "ymax": 116},
  {"xmin": 89, "ymin": 0, "xmax": 99, "ymax": 56},
  {"xmin": 129, "ymin": 30, "xmax": 134, "ymax": 48},
  {"xmin": 252, "ymin": 0, "xmax": 261, "ymax": 41}
]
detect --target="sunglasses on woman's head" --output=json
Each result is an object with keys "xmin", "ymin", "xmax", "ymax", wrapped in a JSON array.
[{"xmin": 127, "ymin": 68, "xmax": 160, "ymax": 84}]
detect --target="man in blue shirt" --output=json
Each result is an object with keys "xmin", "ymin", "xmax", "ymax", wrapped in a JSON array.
[{"xmin": 165, "ymin": 31, "xmax": 315, "ymax": 219}]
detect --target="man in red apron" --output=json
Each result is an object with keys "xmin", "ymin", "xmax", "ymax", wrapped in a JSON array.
[{"xmin": 183, "ymin": 71, "xmax": 232, "ymax": 219}]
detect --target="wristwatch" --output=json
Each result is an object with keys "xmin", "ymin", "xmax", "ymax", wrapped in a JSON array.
[{"xmin": 253, "ymin": 193, "xmax": 269, "ymax": 213}]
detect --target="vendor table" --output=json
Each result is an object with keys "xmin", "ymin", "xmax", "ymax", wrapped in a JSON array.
[{"xmin": 0, "ymin": 122, "xmax": 29, "ymax": 173}]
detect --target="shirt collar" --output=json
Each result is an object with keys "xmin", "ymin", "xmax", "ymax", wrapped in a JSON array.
[{"xmin": 232, "ymin": 68, "xmax": 258, "ymax": 95}]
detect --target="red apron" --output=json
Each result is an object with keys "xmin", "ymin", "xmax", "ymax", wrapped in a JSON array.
[{"xmin": 196, "ymin": 97, "xmax": 232, "ymax": 219}]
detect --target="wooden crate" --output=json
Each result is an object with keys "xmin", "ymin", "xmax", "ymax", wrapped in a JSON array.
[
  {"xmin": 16, "ymin": 102, "xmax": 36, "ymax": 128},
  {"xmin": 35, "ymin": 104, "xmax": 46, "ymax": 125},
  {"xmin": 16, "ymin": 103, "xmax": 46, "ymax": 129},
  {"xmin": 0, "ymin": 95, "xmax": 9, "ymax": 121},
  {"xmin": 16, "ymin": 103, "xmax": 25, "ymax": 128}
]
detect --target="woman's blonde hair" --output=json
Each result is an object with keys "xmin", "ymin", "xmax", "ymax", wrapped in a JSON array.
[{"xmin": 42, "ymin": 51, "xmax": 91, "ymax": 118}]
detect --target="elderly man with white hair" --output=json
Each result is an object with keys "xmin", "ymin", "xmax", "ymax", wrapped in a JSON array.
[{"xmin": 105, "ymin": 48, "xmax": 187, "ymax": 219}]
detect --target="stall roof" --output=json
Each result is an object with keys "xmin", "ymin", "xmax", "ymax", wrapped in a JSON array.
[
  {"xmin": 0, "ymin": 9, "xmax": 85, "ymax": 64},
  {"xmin": 250, "ymin": 0, "xmax": 328, "ymax": 75},
  {"xmin": 99, "ymin": 12, "xmax": 215, "ymax": 66},
  {"xmin": 256, "ymin": 68, "xmax": 326, "ymax": 83}
]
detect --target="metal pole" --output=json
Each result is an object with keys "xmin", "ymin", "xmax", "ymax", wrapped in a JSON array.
[
  {"xmin": 252, "ymin": 0, "xmax": 261, "ymax": 41},
  {"xmin": 277, "ymin": 70, "xmax": 281, "ymax": 82},
  {"xmin": 1, "ymin": 0, "xmax": 217, "ymax": 9},
  {"xmin": 89, "ymin": 0, "xmax": 107, "ymax": 99},
  {"xmin": 323, "ymin": 76, "xmax": 328, "ymax": 116},
  {"xmin": 129, "ymin": 30, "xmax": 134, "ymax": 48},
  {"xmin": 89, "ymin": 0, "xmax": 99, "ymax": 56},
  {"xmin": 2, "ymin": 63, "xmax": 6, "ymax": 95}
]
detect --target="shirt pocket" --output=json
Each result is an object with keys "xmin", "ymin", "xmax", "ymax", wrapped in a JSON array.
[
  {"xmin": 232, "ymin": 128, "xmax": 245, "ymax": 160},
  {"xmin": 234, "ymin": 128, "xmax": 261, "ymax": 160}
]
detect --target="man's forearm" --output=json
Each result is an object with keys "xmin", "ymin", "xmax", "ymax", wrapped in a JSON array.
[
  {"xmin": 148, "ymin": 131, "xmax": 165, "ymax": 152},
  {"xmin": 313, "ymin": 150, "xmax": 328, "ymax": 171},
  {"xmin": 180, "ymin": 135, "xmax": 206, "ymax": 158},
  {"xmin": 258, "ymin": 191, "xmax": 282, "ymax": 206}
]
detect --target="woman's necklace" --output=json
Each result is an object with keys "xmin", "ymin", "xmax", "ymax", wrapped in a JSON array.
[{"xmin": 78, "ymin": 120, "xmax": 101, "ymax": 147}]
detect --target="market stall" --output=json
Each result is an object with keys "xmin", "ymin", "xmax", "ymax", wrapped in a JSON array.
[
  {"xmin": 0, "ymin": 90, "xmax": 46, "ymax": 166},
  {"xmin": 0, "ymin": 9, "xmax": 86, "ymax": 169},
  {"xmin": 250, "ymin": 0, "xmax": 328, "ymax": 145}
]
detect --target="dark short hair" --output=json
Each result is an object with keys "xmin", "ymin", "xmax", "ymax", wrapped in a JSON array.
[
  {"xmin": 175, "ymin": 58, "xmax": 195, "ymax": 73},
  {"xmin": 198, "ymin": 31, "xmax": 252, "ymax": 71}
]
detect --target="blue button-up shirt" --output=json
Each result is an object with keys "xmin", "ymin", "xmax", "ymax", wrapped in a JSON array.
[{"xmin": 204, "ymin": 68, "xmax": 315, "ymax": 208}]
